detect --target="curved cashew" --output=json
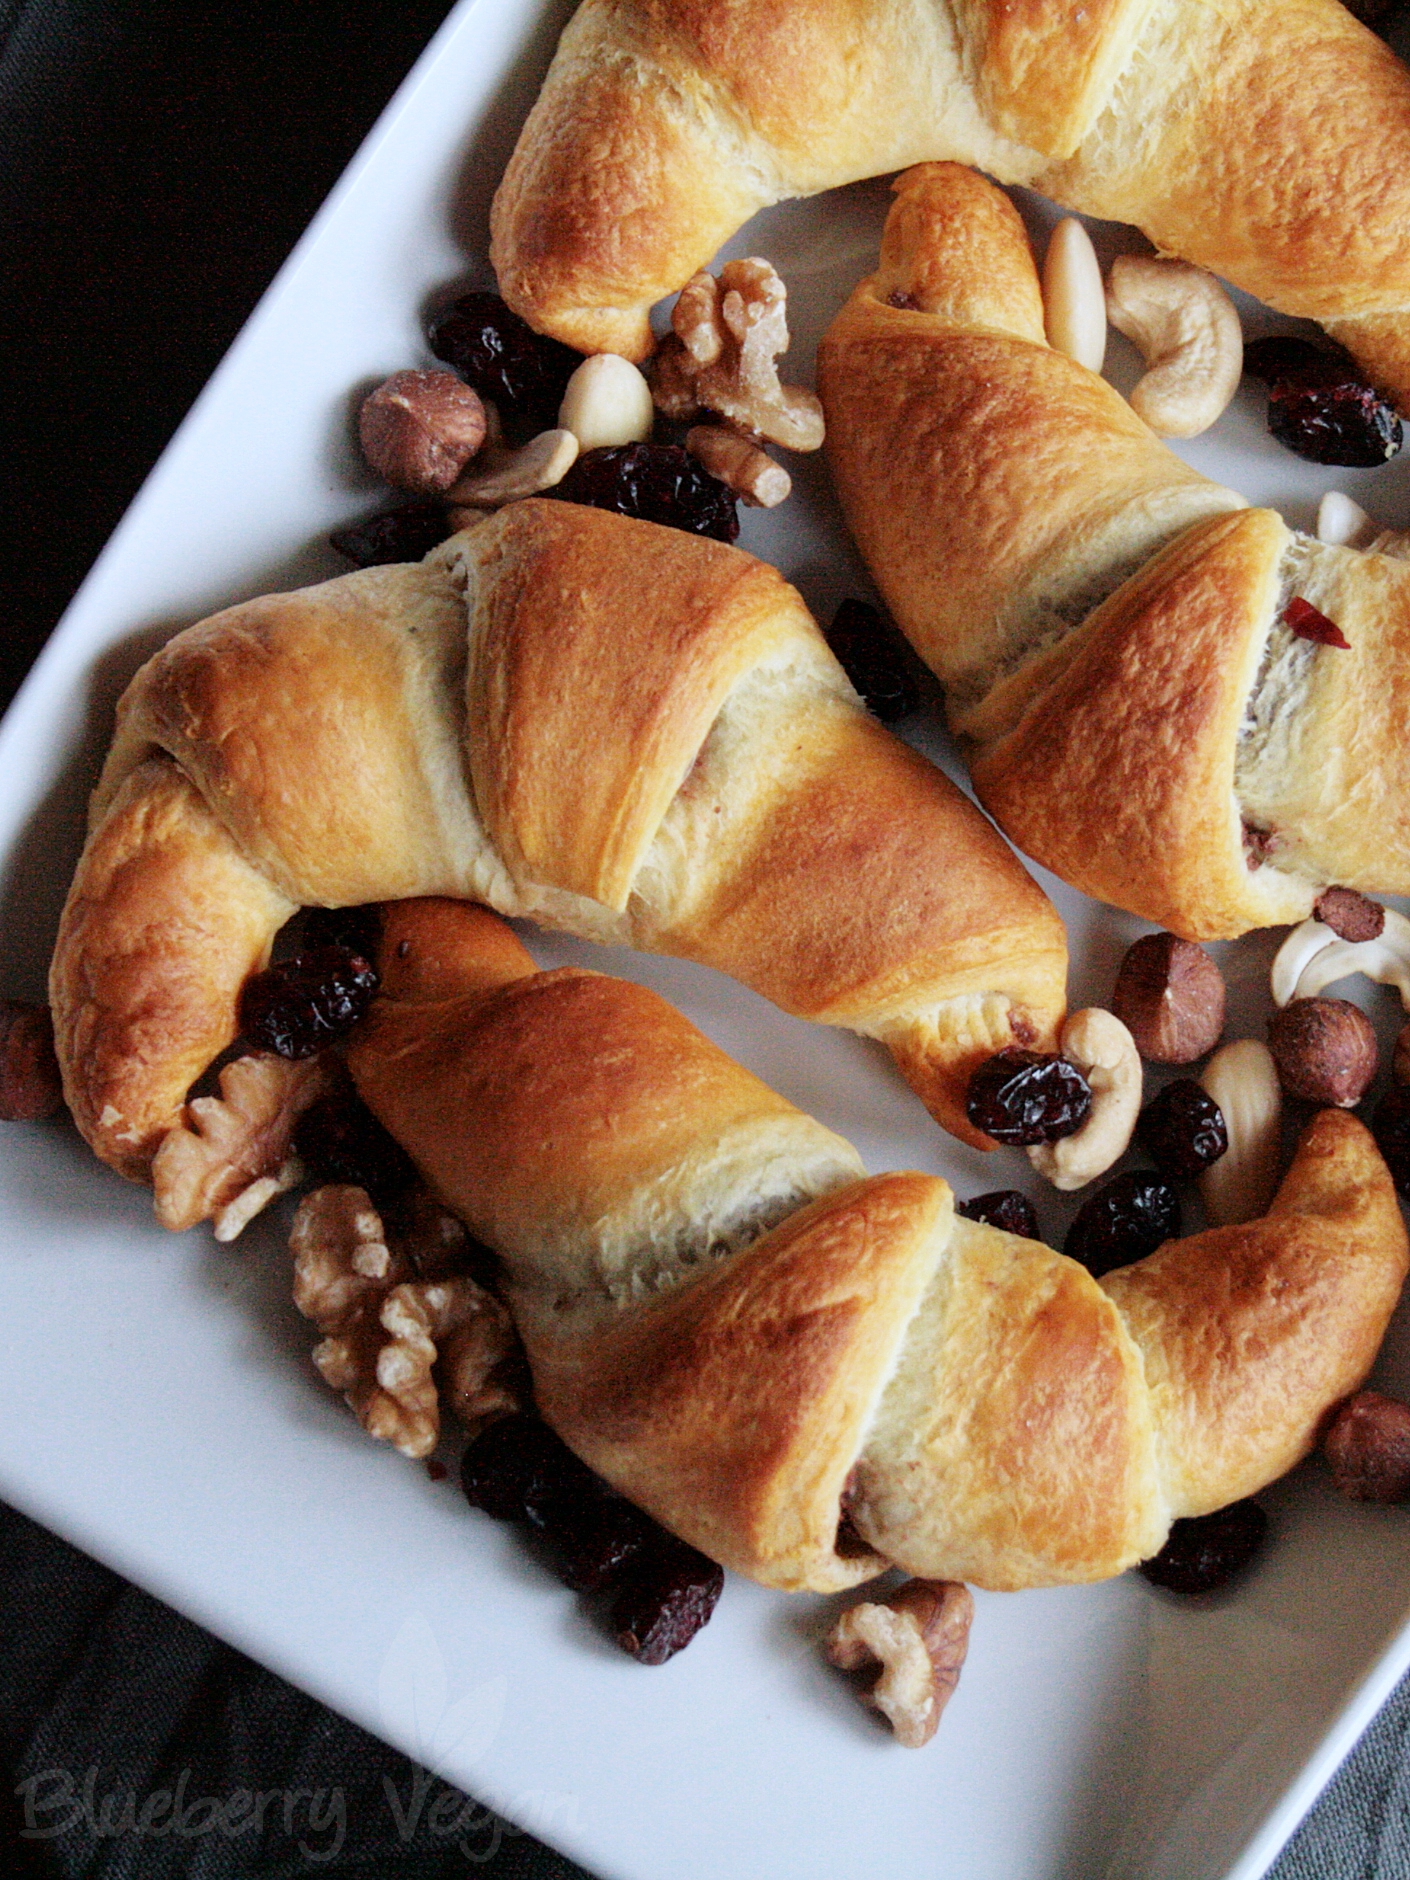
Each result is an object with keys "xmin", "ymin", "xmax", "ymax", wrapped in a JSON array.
[
  {"xmin": 1042, "ymin": 219, "xmax": 1106, "ymax": 374},
  {"xmin": 1271, "ymin": 909, "xmax": 1410, "ymax": 1009},
  {"xmin": 1199, "ymin": 1040, "xmax": 1282, "ymax": 1226},
  {"xmin": 1105, "ymin": 257, "xmax": 1242, "ymax": 438},
  {"xmin": 1317, "ymin": 491, "xmax": 1377, "ymax": 548},
  {"xmin": 1028, "ymin": 1008, "xmax": 1141, "ymax": 1191},
  {"xmin": 444, "ymin": 427, "xmax": 579, "ymax": 508}
]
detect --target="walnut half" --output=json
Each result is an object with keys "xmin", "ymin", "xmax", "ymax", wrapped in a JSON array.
[
  {"xmin": 649, "ymin": 260, "xmax": 824, "ymax": 451},
  {"xmin": 291, "ymin": 1185, "xmax": 522, "ymax": 1459},
  {"xmin": 826, "ymin": 1579, "xmax": 975, "ymax": 1747},
  {"xmin": 152, "ymin": 1052, "xmax": 332, "ymax": 1238}
]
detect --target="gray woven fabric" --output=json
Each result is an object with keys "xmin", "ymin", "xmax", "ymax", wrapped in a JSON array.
[{"xmin": 1270, "ymin": 1671, "xmax": 1410, "ymax": 1879}]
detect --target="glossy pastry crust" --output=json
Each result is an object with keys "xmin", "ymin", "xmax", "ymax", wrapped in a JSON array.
[
  {"xmin": 348, "ymin": 901, "xmax": 1410, "ymax": 1594},
  {"xmin": 51, "ymin": 501, "xmax": 1067, "ymax": 1179},
  {"xmin": 491, "ymin": 0, "xmax": 1410, "ymax": 403},
  {"xmin": 821, "ymin": 163, "xmax": 1410, "ymax": 938}
]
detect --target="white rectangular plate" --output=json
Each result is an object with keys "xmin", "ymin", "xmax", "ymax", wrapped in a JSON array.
[{"xmin": 5, "ymin": 4, "xmax": 1410, "ymax": 1877}]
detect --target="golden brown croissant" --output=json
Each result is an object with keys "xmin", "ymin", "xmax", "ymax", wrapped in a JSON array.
[
  {"xmin": 345, "ymin": 897, "xmax": 1409, "ymax": 1594},
  {"xmin": 819, "ymin": 162, "xmax": 1410, "ymax": 940},
  {"xmin": 49, "ymin": 498, "xmax": 1067, "ymax": 1185},
  {"xmin": 490, "ymin": 0, "xmax": 1410, "ymax": 403}
]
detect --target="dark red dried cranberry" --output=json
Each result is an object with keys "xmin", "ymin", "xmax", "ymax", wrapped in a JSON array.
[
  {"xmin": 1138, "ymin": 1080, "xmax": 1228, "ymax": 1181},
  {"xmin": 459, "ymin": 1416, "xmax": 723, "ymax": 1655},
  {"xmin": 1242, "ymin": 821, "xmax": 1279, "ymax": 869},
  {"xmin": 301, "ymin": 904, "xmax": 383, "ymax": 962},
  {"xmin": 293, "ymin": 1088, "xmax": 418, "ymax": 1201},
  {"xmin": 1243, "ymin": 337, "xmax": 1341, "ymax": 387},
  {"xmin": 460, "ymin": 1413, "xmax": 601, "ymax": 1527},
  {"xmin": 1065, "ymin": 1172, "xmax": 1180, "ymax": 1278},
  {"xmin": 824, "ymin": 599, "xmax": 920, "ymax": 721},
  {"xmin": 550, "ymin": 1494, "xmax": 656, "ymax": 1594},
  {"xmin": 329, "ymin": 501, "xmax": 451, "ymax": 568},
  {"xmin": 238, "ymin": 946, "xmax": 379, "ymax": 1059},
  {"xmin": 0, "ymin": 1001, "xmax": 64, "ymax": 1121},
  {"xmin": 552, "ymin": 444, "xmax": 739, "ymax": 542},
  {"xmin": 1283, "ymin": 596, "xmax": 1350, "ymax": 649},
  {"xmin": 1139, "ymin": 1500, "xmax": 1268, "ymax": 1593},
  {"xmin": 427, "ymin": 291, "xmax": 580, "ymax": 438},
  {"xmin": 956, "ymin": 1189, "xmax": 1040, "ymax": 1238},
  {"xmin": 1244, "ymin": 336, "xmax": 1402, "ymax": 466},
  {"xmin": 1372, "ymin": 1083, "xmax": 1410, "ymax": 1195},
  {"xmin": 611, "ymin": 1536, "xmax": 724, "ymax": 1664},
  {"xmin": 966, "ymin": 1049, "xmax": 1092, "ymax": 1145}
]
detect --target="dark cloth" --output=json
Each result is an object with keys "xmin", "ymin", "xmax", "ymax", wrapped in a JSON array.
[{"xmin": 1, "ymin": 3, "xmax": 1407, "ymax": 1876}]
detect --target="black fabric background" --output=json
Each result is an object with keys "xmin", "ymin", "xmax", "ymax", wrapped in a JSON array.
[{"xmin": 2, "ymin": 2, "xmax": 1409, "ymax": 1874}]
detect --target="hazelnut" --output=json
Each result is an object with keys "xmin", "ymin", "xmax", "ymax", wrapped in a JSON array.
[
  {"xmin": 1323, "ymin": 1390, "xmax": 1410, "ymax": 1502},
  {"xmin": 1313, "ymin": 887, "xmax": 1385, "ymax": 943},
  {"xmin": 0, "ymin": 1001, "xmax": 64, "ymax": 1120},
  {"xmin": 1267, "ymin": 997, "xmax": 1378, "ymax": 1106},
  {"xmin": 359, "ymin": 370, "xmax": 487, "ymax": 495},
  {"xmin": 1111, "ymin": 933, "xmax": 1226, "ymax": 1063}
]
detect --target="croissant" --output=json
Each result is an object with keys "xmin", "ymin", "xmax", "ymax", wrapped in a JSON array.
[
  {"xmin": 819, "ymin": 161, "xmax": 1410, "ymax": 939},
  {"xmin": 49, "ymin": 498, "xmax": 1067, "ymax": 1185},
  {"xmin": 490, "ymin": 0, "xmax": 1410, "ymax": 403},
  {"xmin": 345, "ymin": 896, "xmax": 1410, "ymax": 1593}
]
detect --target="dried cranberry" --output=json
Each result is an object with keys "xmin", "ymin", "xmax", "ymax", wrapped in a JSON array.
[
  {"xmin": 238, "ymin": 945, "xmax": 379, "ymax": 1059},
  {"xmin": 824, "ymin": 599, "xmax": 920, "ymax": 721},
  {"xmin": 611, "ymin": 1536, "xmax": 724, "ymax": 1664},
  {"xmin": 293, "ymin": 1088, "xmax": 418, "ymax": 1201},
  {"xmin": 1065, "ymin": 1172, "xmax": 1180, "ymax": 1278},
  {"xmin": 329, "ymin": 501, "xmax": 451, "ymax": 568},
  {"xmin": 461, "ymin": 1415, "xmax": 724, "ymax": 1654},
  {"xmin": 1372, "ymin": 1082, "xmax": 1410, "ymax": 1195},
  {"xmin": 1139, "ymin": 1500, "xmax": 1268, "ymax": 1593},
  {"xmin": 966, "ymin": 1049, "xmax": 1092, "ymax": 1145},
  {"xmin": 956, "ymin": 1190, "xmax": 1039, "ymax": 1239},
  {"xmin": 459, "ymin": 1414, "xmax": 601, "ymax": 1527},
  {"xmin": 1244, "ymin": 336, "xmax": 1402, "ymax": 466},
  {"xmin": 1283, "ymin": 596, "xmax": 1350, "ymax": 649},
  {"xmin": 1138, "ymin": 1080, "xmax": 1228, "ymax": 1181},
  {"xmin": 550, "ymin": 1494, "xmax": 657, "ymax": 1594},
  {"xmin": 552, "ymin": 444, "xmax": 739, "ymax": 542},
  {"xmin": 427, "ymin": 290, "xmax": 580, "ymax": 438},
  {"xmin": 301, "ymin": 904, "xmax": 383, "ymax": 962}
]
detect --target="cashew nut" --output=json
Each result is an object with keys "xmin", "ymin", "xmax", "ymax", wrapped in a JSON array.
[
  {"xmin": 1105, "ymin": 257, "xmax": 1242, "ymax": 438},
  {"xmin": 444, "ymin": 427, "xmax": 579, "ymax": 508},
  {"xmin": 1199, "ymin": 1040, "xmax": 1282, "ymax": 1226},
  {"xmin": 686, "ymin": 424, "xmax": 791, "ymax": 507},
  {"xmin": 558, "ymin": 353, "xmax": 655, "ymax": 451},
  {"xmin": 1042, "ymin": 219, "xmax": 1106, "ymax": 374},
  {"xmin": 1271, "ymin": 908, "xmax": 1410, "ymax": 1009},
  {"xmin": 1317, "ymin": 490, "xmax": 1377, "ymax": 549},
  {"xmin": 1028, "ymin": 1008, "xmax": 1141, "ymax": 1191}
]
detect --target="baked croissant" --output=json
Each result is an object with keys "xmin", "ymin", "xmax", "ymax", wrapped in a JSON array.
[
  {"xmin": 819, "ymin": 161, "xmax": 1410, "ymax": 939},
  {"xmin": 345, "ymin": 896, "xmax": 1410, "ymax": 1593},
  {"xmin": 49, "ymin": 498, "xmax": 1067, "ymax": 1183},
  {"xmin": 491, "ymin": 0, "xmax": 1410, "ymax": 403}
]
